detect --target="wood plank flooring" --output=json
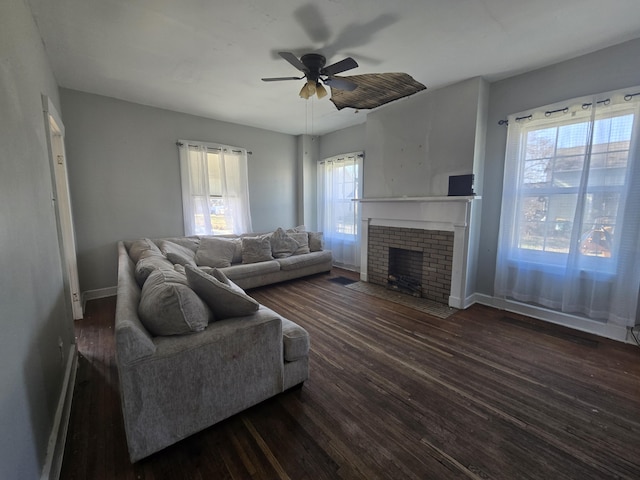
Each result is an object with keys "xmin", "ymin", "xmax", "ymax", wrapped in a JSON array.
[{"xmin": 61, "ymin": 269, "xmax": 640, "ymax": 479}]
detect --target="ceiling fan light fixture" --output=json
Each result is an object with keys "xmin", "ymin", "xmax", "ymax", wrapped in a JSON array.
[
  {"xmin": 299, "ymin": 80, "xmax": 317, "ymax": 99},
  {"xmin": 299, "ymin": 83, "xmax": 310, "ymax": 99},
  {"xmin": 315, "ymin": 82, "xmax": 328, "ymax": 99}
]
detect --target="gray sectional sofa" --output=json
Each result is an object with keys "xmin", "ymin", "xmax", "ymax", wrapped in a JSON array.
[{"xmin": 115, "ymin": 228, "xmax": 330, "ymax": 462}]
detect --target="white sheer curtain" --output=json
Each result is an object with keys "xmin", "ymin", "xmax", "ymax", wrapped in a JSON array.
[
  {"xmin": 317, "ymin": 152, "xmax": 363, "ymax": 270},
  {"xmin": 178, "ymin": 140, "xmax": 252, "ymax": 235},
  {"xmin": 495, "ymin": 87, "xmax": 640, "ymax": 327}
]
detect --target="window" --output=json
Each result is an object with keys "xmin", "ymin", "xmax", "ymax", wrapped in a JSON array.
[
  {"xmin": 178, "ymin": 140, "xmax": 252, "ymax": 236},
  {"xmin": 495, "ymin": 88, "xmax": 640, "ymax": 326},
  {"xmin": 516, "ymin": 111, "xmax": 633, "ymax": 264},
  {"xmin": 317, "ymin": 152, "xmax": 363, "ymax": 270}
]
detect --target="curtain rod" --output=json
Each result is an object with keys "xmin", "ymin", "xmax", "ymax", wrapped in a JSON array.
[
  {"xmin": 498, "ymin": 89, "xmax": 640, "ymax": 125},
  {"xmin": 176, "ymin": 141, "xmax": 252, "ymax": 155}
]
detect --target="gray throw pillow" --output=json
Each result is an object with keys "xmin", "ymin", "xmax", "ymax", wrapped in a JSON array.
[
  {"xmin": 138, "ymin": 269, "xmax": 212, "ymax": 336},
  {"xmin": 185, "ymin": 265, "xmax": 260, "ymax": 319},
  {"xmin": 195, "ymin": 236, "xmax": 237, "ymax": 268},
  {"xmin": 289, "ymin": 232, "xmax": 310, "ymax": 255},
  {"xmin": 270, "ymin": 227, "xmax": 300, "ymax": 258},
  {"xmin": 308, "ymin": 231, "xmax": 324, "ymax": 252},
  {"xmin": 241, "ymin": 235, "xmax": 273, "ymax": 264},
  {"xmin": 158, "ymin": 240, "xmax": 197, "ymax": 267}
]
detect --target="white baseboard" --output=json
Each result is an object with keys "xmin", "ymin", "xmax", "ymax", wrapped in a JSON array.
[
  {"xmin": 82, "ymin": 286, "xmax": 117, "ymax": 312},
  {"xmin": 472, "ymin": 293, "xmax": 630, "ymax": 343},
  {"xmin": 40, "ymin": 345, "xmax": 78, "ymax": 480}
]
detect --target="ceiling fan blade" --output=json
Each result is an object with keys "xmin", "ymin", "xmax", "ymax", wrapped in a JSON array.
[
  {"xmin": 278, "ymin": 52, "xmax": 308, "ymax": 72},
  {"xmin": 322, "ymin": 57, "xmax": 358, "ymax": 76},
  {"xmin": 324, "ymin": 77, "xmax": 358, "ymax": 91},
  {"xmin": 262, "ymin": 76, "xmax": 305, "ymax": 82}
]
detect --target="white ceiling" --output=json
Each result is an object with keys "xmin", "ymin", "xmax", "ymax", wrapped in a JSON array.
[{"xmin": 28, "ymin": 0, "xmax": 640, "ymax": 136}]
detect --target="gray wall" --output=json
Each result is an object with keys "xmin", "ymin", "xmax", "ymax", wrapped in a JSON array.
[
  {"xmin": 365, "ymin": 77, "xmax": 485, "ymax": 198},
  {"xmin": 60, "ymin": 89, "xmax": 298, "ymax": 292},
  {"xmin": 296, "ymin": 135, "xmax": 319, "ymax": 230},
  {"xmin": 0, "ymin": 1, "xmax": 75, "ymax": 478},
  {"xmin": 477, "ymin": 37, "xmax": 640, "ymax": 296},
  {"xmin": 319, "ymin": 122, "xmax": 366, "ymax": 160}
]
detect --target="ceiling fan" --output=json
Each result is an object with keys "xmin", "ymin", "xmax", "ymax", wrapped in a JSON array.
[{"xmin": 261, "ymin": 52, "xmax": 359, "ymax": 99}]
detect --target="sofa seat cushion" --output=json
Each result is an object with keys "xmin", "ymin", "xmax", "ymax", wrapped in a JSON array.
[
  {"xmin": 276, "ymin": 250, "xmax": 333, "ymax": 271},
  {"xmin": 220, "ymin": 260, "xmax": 281, "ymax": 281},
  {"xmin": 281, "ymin": 318, "xmax": 310, "ymax": 361},
  {"xmin": 185, "ymin": 265, "xmax": 260, "ymax": 320},
  {"xmin": 138, "ymin": 269, "xmax": 212, "ymax": 336}
]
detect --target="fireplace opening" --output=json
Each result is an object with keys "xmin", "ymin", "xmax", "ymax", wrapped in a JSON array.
[{"xmin": 387, "ymin": 247, "xmax": 423, "ymax": 297}]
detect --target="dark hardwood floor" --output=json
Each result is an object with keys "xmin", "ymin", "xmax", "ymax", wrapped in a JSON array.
[{"xmin": 61, "ymin": 269, "xmax": 640, "ymax": 479}]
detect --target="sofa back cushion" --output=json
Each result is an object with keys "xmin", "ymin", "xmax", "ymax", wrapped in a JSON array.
[
  {"xmin": 127, "ymin": 238, "xmax": 161, "ymax": 263},
  {"xmin": 134, "ymin": 254, "xmax": 174, "ymax": 287},
  {"xmin": 269, "ymin": 227, "xmax": 300, "ymax": 258},
  {"xmin": 308, "ymin": 231, "xmax": 324, "ymax": 252},
  {"xmin": 241, "ymin": 235, "xmax": 274, "ymax": 264},
  {"xmin": 138, "ymin": 269, "xmax": 212, "ymax": 336},
  {"xmin": 157, "ymin": 240, "xmax": 197, "ymax": 267},
  {"xmin": 195, "ymin": 236, "xmax": 239, "ymax": 268}
]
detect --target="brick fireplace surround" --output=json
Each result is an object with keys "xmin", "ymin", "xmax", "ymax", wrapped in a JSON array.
[
  {"xmin": 359, "ymin": 196, "xmax": 480, "ymax": 309},
  {"xmin": 367, "ymin": 226, "xmax": 453, "ymax": 304}
]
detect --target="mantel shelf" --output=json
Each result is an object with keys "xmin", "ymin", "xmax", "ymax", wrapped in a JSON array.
[{"xmin": 357, "ymin": 195, "xmax": 480, "ymax": 203}]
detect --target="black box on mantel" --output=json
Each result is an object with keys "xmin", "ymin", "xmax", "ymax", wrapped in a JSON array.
[{"xmin": 448, "ymin": 174, "xmax": 475, "ymax": 196}]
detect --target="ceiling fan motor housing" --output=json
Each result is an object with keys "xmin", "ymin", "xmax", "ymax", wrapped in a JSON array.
[{"xmin": 301, "ymin": 53, "xmax": 327, "ymax": 81}]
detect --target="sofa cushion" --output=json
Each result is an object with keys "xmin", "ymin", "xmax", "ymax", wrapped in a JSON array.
[
  {"xmin": 138, "ymin": 269, "xmax": 212, "ymax": 336},
  {"xmin": 157, "ymin": 236, "xmax": 200, "ymax": 252},
  {"xmin": 195, "ymin": 236, "xmax": 238, "ymax": 268},
  {"xmin": 134, "ymin": 255, "xmax": 174, "ymax": 286},
  {"xmin": 158, "ymin": 240, "xmax": 197, "ymax": 267},
  {"xmin": 269, "ymin": 227, "xmax": 300, "ymax": 258},
  {"xmin": 308, "ymin": 232, "xmax": 324, "ymax": 252},
  {"xmin": 276, "ymin": 250, "xmax": 333, "ymax": 271},
  {"xmin": 289, "ymin": 232, "xmax": 310, "ymax": 255},
  {"xmin": 220, "ymin": 260, "xmax": 281, "ymax": 281},
  {"xmin": 185, "ymin": 265, "xmax": 260, "ymax": 320},
  {"xmin": 128, "ymin": 238, "xmax": 161, "ymax": 263},
  {"xmin": 242, "ymin": 235, "xmax": 274, "ymax": 264},
  {"xmin": 281, "ymin": 317, "xmax": 310, "ymax": 361}
]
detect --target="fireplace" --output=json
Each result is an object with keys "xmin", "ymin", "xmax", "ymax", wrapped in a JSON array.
[
  {"xmin": 358, "ymin": 195, "xmax": 480, "ymax": 309},
  {"xmin": 388, "ymin": 247, "xmax": 423, "ymax": 297},
  {"xmin": 368, "ymin": 226, "xmax": 453, "ymax": 304}
]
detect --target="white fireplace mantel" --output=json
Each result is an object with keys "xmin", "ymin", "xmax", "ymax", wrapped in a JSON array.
[{"xmin": 358, "ymin": 195, "xmax": 481, "ymax": 309}]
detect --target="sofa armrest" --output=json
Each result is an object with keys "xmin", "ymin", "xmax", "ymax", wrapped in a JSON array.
[
  {"xmin": 118, "ymin": 306, "xmax": 284, "ymax": 462},
  {"xmin": 115, "ymin": 242, "xmax": 156, "ymax": 365}
]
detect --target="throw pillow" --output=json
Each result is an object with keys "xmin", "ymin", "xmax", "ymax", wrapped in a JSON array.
[
  {"xmin": 195, "ymin": 236, "xmax": 237, "ymax": 268},
  {"xmin": 289, "ymin": 232, "xmax": 310, "ymax": 255},
  {"xmin": 185, "ymin": 265, "xmax": 260, "ymax": 319},
  {"xmin": 308, "ymin": 231, "xmax": 324, "ymax": 252},
  {"xmin": 270, "ymin": 227, "xmax": 300, "ymax": 258},
  {"xmin": 241, "ymin": 235, "xmax": 273, "ymax": 264},
  {"xmin": 134, "ymin": 255, "xmax": 174, "ymax": 287},
  {"xmin": 157, "ymin": 240, "xmax": 197, "ymax": 267},
  {"xmin": 138, "ymin": 269, "xmax": 212, "ymax": 336},
  {"xmin": 286, "ymin": 225, "xmax": 307, "ymax": 233},
  {"xmin": 128, "ymin": 238, "xmax": 161, "ymax": 263},
  {"xmin": 210, "ymin": 268, "xmax": 246, "ymax": 293}
]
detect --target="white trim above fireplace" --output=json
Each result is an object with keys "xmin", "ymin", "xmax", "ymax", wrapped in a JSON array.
[{"xmin": 358, "ymin": 196, "xmax": 481, "ymax": 309}]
